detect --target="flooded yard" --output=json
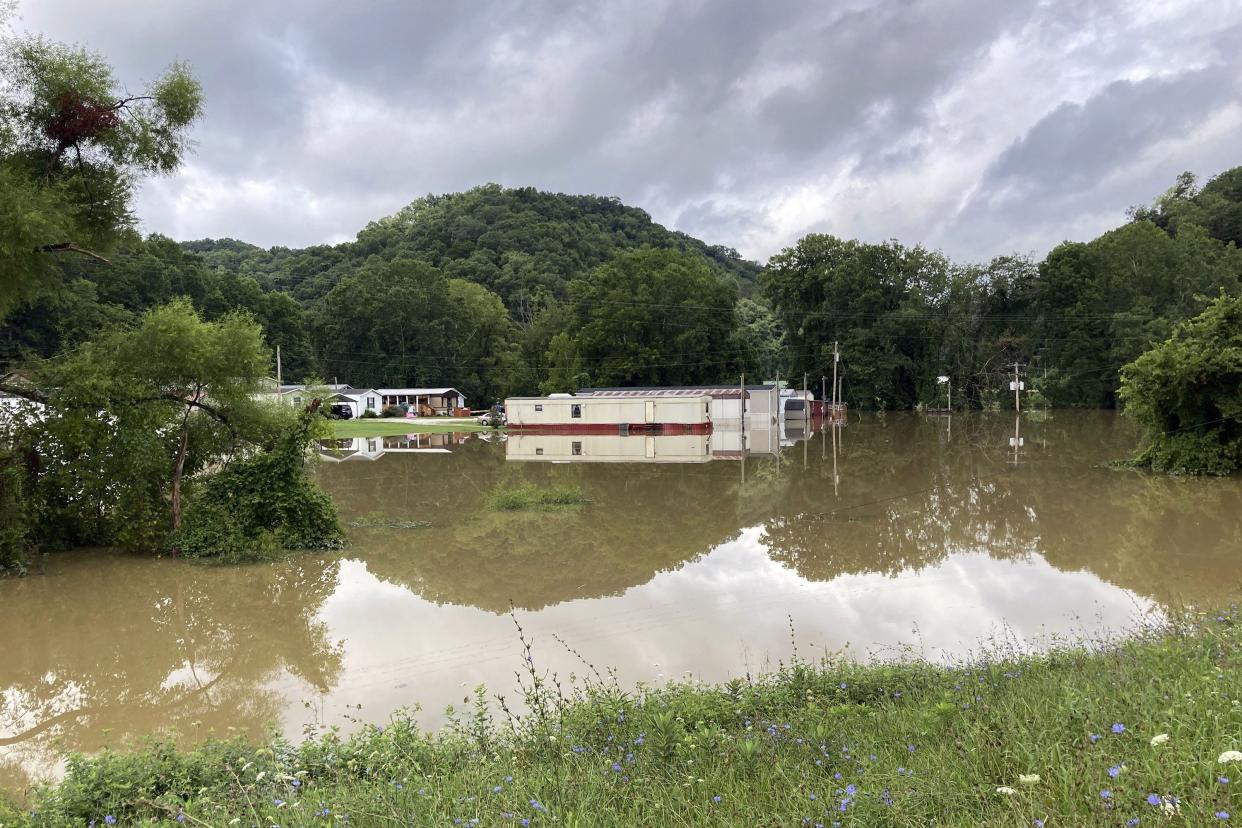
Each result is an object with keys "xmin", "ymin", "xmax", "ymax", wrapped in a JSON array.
[{"xmin": 3, "ymin": 411, "xmax": 1241, "ymax": 792}]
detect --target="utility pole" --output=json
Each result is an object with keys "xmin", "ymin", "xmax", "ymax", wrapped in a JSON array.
[
  {"xmin": 276, "ymin": 344, "xmax": 283, "ymax": 389},
  {"xmin": 831, "ymin": 340, "xmax": 839, "ymax": 411},
  {"xmin": 1013, "ymin": 362, "xmax": 1022, "ymax": 413},
  {"xmin": 739, "ymin": 372, "xmax": 746, "ymax": 460}
]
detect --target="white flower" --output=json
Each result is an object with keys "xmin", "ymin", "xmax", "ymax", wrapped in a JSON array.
[
  {"xmin": 996, "ymin": 786, "xmax": 1017, "ymax": 795},
  {"xmin": 1150, "ymin": 733, "xmax": 1169, "ymax": 746},
  {"xmin": 1018, "ymin": 774, "xmax": 1041, "ymax": 785},
  {"xmin": 1220, "ymin": 750, "xmax": 1242, "ymax": 763},
  {"xmin": 1161, "ymin": 797, "xmax": 1180, "ymax": 816}
]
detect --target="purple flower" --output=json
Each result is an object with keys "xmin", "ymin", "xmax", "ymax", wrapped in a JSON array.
[
  {"xmin": 1146, "ymin": 794, "xmax": 1162, "ymax": 806},
  {"xmin": 907, "ymin": 744, "xmax": 916, "ymax": 753},
  {"xmin": 105, "ymin": 818, "xmax": 117, "ymax": 826},
  {"xmin": 1111, "ymin": 723, "xmax": 1126, "ymax": 734},
  {"xmin": 712, "ymin": 796, "xmax": 721, "ymax": 803},
  {"xmin": 1034, "ymin": 821, "xmax": 1045, "ymax": 827},
  {"xmin": 1218, "ymin": 813, "xmax": 1231, "ymax": 821},
  {"xmin": 1127, "ymin": 820, "xmax": 1140, "ymax": 827},
  {"xmin": 1109, "ymin": 765, "xmax": 1122, "ymax": 778},
  {"xmin": 1101, "ymin": 790, "xmax": 1112, "ymax": 799},
  {"xmin": 611, "ymin": 762, "xmax": 622, "ymax": 773},
  {"xmin": 1221, "ymin": 777, "xmax": 1231, "ymax": 784},
  {"xmin": 1090, "ymin": 733, "xmax": 1101, "ymax": 743}
]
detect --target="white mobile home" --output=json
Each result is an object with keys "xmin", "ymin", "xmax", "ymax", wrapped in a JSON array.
[
  {"xmin": 505, "ymin": 394, "xmax": 712, "ymax": 433},
  {"xmin": 577, "ymin": 385, "xmax": 779, "ymax": 423}
]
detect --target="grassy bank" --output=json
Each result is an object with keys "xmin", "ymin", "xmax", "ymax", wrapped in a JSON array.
[
  {"xmin": 5, "ymin": 612, "xmax": 1242, "ymax": 826},
  {"xmin": 331, "ymin": 419, "xmax": 494, "ymax": 437}
]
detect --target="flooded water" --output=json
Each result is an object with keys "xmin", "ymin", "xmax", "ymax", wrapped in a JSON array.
[{"xmin": 4, "ymin": 412, "xmax": 1242, "ymax": 793}]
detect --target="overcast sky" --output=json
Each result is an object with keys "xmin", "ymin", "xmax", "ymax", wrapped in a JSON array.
[{"xmin": 13, "ymin": 0, "xmax": 1242, "ymax": 263}]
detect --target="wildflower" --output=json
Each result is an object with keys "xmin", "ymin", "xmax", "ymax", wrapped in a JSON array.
[
  {"xmin": 996, "ymin": 786, "xmax": 1017, "ymax": 795},
  {"xmin": 493, "ymin": 786, "xmax": 502, "ymax": 793},
  {"xmin": 1146, "ymin": 794, "xmax": 1161, "ymax": 806},
  {"xmin": 521, "ymin": 821, "xmax": 530, "ymax": 827},
  {"xmin": 1220, "ymin": 751, "xmax": 1242, "ymax": 763},
  {"xmin": 611, "ymin": 762, "xmax": 622, "ymax": 773},
  {"xmin": 1127, "ymin": 820, "xmax": 1140, "ymax": 827},
  {"xmin": 907, "ymin": 744, "xmax": 916, "ymax": 753},
  {"xmin": 1019, "ymin": 774, "xmax": 1040, "ymax": 785},
  {"xmin": 1088, "ymin": 733, "xmax": 1100, "ymax": 743},
  {"xmin": 1221, "ymin": 776, "xmax": 1231, "ymax": 784},
  {"xmin": 1218, "ymin": 812, "xmax": 1230, "ymax": 821},
  {"xmin": 845, "ymin": 784, "xmax": 857, "ymax": 796},
  {"xmin": 274, "ymin": 799, "xmax": 285, "ymax": 807},
  {"xmin": 105, "ymin": 818, "xmax": 117, "ymax": 826},
  {"xmin": 1150, "ymin": 733, "xmax": 1169, "ymax": 746},
  {"xmin": 530, "ymin": 799, "xmax": 544, "ymax": 811},
  {"xmin": 1101, "ymin": 789, "xmax": 1112, "ymax": 799},
  {"xmin": 1034, "ymin": 821, "xmax": 1045, "ymax": 827},
  {"xmin": 712, "ymin": 796, "xmax": 721, "ymax": 803},
  {"xmin": 1112, "ymin": 723, "xmax": 1126, "ymax": 734},
  {"xmin": 1109, "ymin": 765, "xmax": 1123, "ymax": 778}
]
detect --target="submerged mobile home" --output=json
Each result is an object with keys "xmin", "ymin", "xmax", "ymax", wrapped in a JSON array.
[
  {"xmin": 577, "ymin": 385, "xmax": 779, "ymax": 423},
  {"xmin": 505, "ymin": 394, "xmax": 712, "ymax": 434}
]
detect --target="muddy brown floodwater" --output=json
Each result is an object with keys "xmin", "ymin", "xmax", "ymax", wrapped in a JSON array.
[{"xmin": 3, "ymin": 412, "xmax": 1241, "ymax": 793}]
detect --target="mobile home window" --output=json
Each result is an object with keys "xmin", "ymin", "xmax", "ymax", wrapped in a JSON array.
[
  {"xmin": 367, "ymin": 396, "xmax": 375, "ymax": 409},
  {"xmin": 534, "ymin": 404, "xmax": 543, "ymax": 412},
  {"xmin": 571, "ymin": 404, "xmax": 582, "ymax": 418},
  {"xmin": 572, "ymin": 441, "xmax": 582, "ymax": 455},
  {"xmin": 535, "ymin": 447, "xmax": 543, "ymax": 455}
]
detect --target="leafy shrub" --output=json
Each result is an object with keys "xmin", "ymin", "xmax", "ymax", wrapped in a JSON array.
[
  {"xmin": 360, "ymin": 408, "xmax": 379, "ymax": 419},
  {"xmin": 1119, "ymin": 293, "xmax": 1242, "ymax": 474},
  {"xmin": 380, "ymin": 404, "xmax": 405, "ymax": 418},
  {"xmin": 0, "ymin": 449, "xmax": 28, "ymax": 574},
  {"xmin": 173, "ymin": 411, "xmax": 344, "ymax": 561}
]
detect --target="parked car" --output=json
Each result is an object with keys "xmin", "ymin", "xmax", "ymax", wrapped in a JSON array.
[
  {"xmin": 477, "ymin": 407, "xmax": 506, "ymax": 426},
  {"xmin": 328, "ymin": 403, "xmax": 354, "ymax": 420}
]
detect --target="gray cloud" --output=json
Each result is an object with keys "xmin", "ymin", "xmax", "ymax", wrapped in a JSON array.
[{"xmin": 13, "ymin": 0, "xmax": 1242, "ymax": 263}]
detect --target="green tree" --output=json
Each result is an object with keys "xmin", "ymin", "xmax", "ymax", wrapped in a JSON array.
[
  {"xmin": 551, "ymin": 247, "xmax": 741, "ymax": 389},
  {"xmin": 8, "ymin": 300, "xmax": 280, "ymax": 551},
  {"xmin": 1118, "ymin": 293, "xmax": 1242, "ymax": 475},
  {"xmin": 312, "ymin": 258, "xmax": 519, "ymax": 403},
  {"xmin": 0, "ymin": 28, "xmax": 202, "ymax": 317}
]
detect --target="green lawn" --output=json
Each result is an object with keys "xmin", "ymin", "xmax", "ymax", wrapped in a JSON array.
[
  {"xmin": 9, "ymin": 611, "xmax": 1242, "ymax": 826},
  {"xmin": 330, "ymin": 419, "xmax": 494, "ymax": 437}
]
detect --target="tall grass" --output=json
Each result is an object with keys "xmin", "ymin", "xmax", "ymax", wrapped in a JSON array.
[
  {"xmin": 6, "ymin": 610, "xmax": 1242, "ymax": 826},
  {"xmin": 487, "ymin": 482, "xmax": 590, "ymax": 511}
]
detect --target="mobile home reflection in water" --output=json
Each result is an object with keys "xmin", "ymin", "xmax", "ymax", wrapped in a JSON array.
[
  {"xmin": 506, "ymin": 424, "xmax": 804, "ymax": 464},
  {"xmin": 506, "ymin": 433, "xmax": 712, "ymax": 463}
]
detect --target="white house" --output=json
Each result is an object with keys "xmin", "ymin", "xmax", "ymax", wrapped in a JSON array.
[{"xmin": 373, "ymin": 388, "xmax": 467, "ymax": 415}]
